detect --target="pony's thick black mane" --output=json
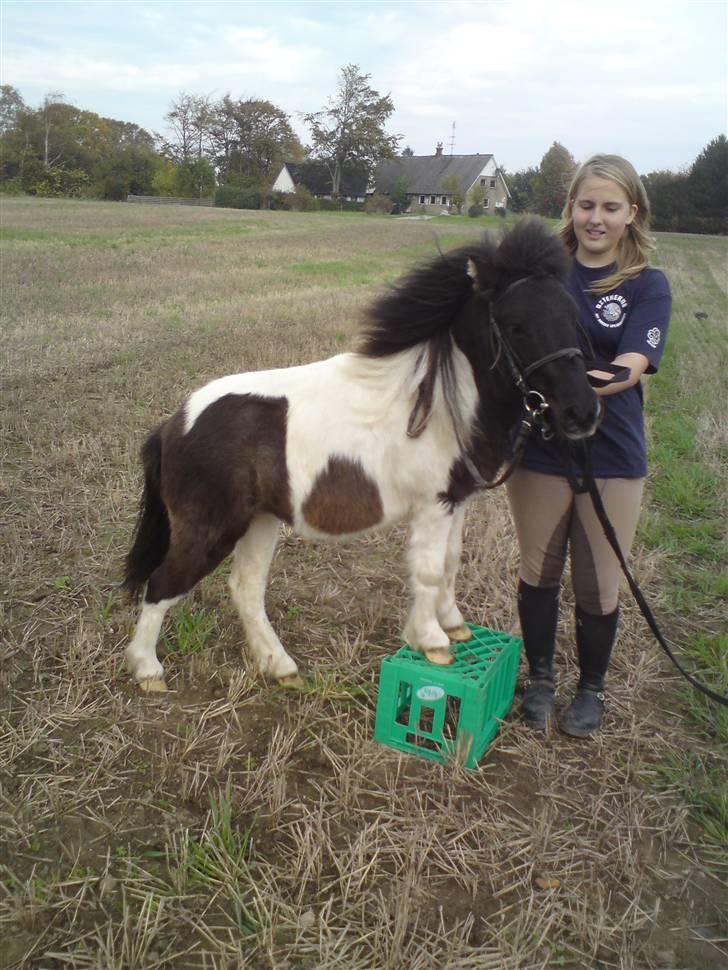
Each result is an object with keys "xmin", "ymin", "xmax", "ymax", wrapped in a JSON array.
[{"xmin": 359, "ymin": 218, "xmax": 569, "ymax": 358}]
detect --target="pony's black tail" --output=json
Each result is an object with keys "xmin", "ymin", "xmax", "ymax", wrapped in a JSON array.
[{"xmin": 123, "ymin": 427, "xmax": 169, "ymax": 601}]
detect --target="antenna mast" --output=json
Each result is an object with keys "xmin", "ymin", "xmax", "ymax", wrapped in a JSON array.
[{"xmin": 448, "ymin": 121, "xmax": 456, "ymax": 155}]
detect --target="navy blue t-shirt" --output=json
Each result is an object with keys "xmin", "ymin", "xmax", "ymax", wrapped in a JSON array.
[{"xmin": 521, "ymin": 260, "xmax": 672, "ymax": 478}]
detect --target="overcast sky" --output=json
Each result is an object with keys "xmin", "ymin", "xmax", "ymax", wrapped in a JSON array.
[{"xmin": 2, "ymin": 0, "xmax": 726, "ymax": 173}]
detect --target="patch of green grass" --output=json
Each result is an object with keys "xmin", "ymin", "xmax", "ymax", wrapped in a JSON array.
[
  {"xmin": 161, "ymin": 605, "xmax": 218, "ymax": 656},
  {"xmin": 97, "ymin": 592, "xmax": 115, "ymax": 625},
  {"xmin": 660, "ymin": 565, "xmax": 728, "ymax": 613},
  {"xmin": 286, "ymin": 670, "xmax": 374, "ymax": 702},
  {"xmin": 290, "ymin": 259, "xmax": 377, "ymax": 285},
  {"xmin": 0, "ymin": 219, "xmax": 258, "ymax": 250},
  {"xmin": 650, "ymin": 459, "xmax": 721, "ymax": 517},
  {"xmin": 640, "ymin": 510, "xmax": 724, "ymax": 560},
  {"xmin": 653, "ymin": 752, "xmax": 728, "ymax": 862},
  {"xmin": 176, "ymin": 787, "xmax": 258, "ymax": 933},
  {"xmin": 643, "ymin": 252, "xmax": 728, "ymax": 861}
]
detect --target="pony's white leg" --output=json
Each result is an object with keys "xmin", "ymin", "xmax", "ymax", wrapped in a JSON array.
[
  {"xmin": 403, "ymin": 505, "xmax": 454, "ymax": 662},
  {"xmin": 436, "ymin": 503, "xmax": 471, "ymax": 641},
  {"xmin": 125, "ymin": 596, "xmax": 180, "ymax": 691},
  {"xmin": 228, "ymin": 514, "xmax": 300, "ymax": 683}
]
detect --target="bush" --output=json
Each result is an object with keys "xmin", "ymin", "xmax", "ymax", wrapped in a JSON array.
[
  {"xmin": 268, "ymin": 190, "xmax": 290, "ymax": 210},
  {"xmin": 365, "ymin": 193, "xmax": 391, "ymax": 214},
  {"xmin": 0, "ymin": 177, "xmax": 24, "ymax": 195},
  {"xmin": 652, "ymin": 214, "xmax": 727, "ymax": 235},
  {"xmin": 495, "ymin": 205, "xmax": 507, "ymax": 219},
  {"xmin": 468, "ymin": 204, "xmax": 484, "ymax": 218},
  {"xmin": 20, "ymin": 157, "xmax": 45, "ymax": 194},
  {"xmin": 311, "ymin": 198, "xmax": 364, "ymax": 212},
  {"xmin": 98, "ymin": 175, "xmax": 128, "ymax": 201},
  {"xmin": 285, "ymin": 185, "xmax": 318, "ymax": 211},
  {"xmin": 31, "ymin": 167, "xmax": 90, "ymax": 198},
  {"xmin": 215, "ymin": 184, "xmax": 263, "ymax": 209}
]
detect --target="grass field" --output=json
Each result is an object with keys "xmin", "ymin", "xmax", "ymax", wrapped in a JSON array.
[{"xmin": 1, "ymin": 197, "xmax": 726, "ymax": 969}]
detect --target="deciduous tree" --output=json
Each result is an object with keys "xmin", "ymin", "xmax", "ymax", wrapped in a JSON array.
[
  {"xmin": 504, "ymin": 166, "xmax": 538, "ymax": 213},
  {"xmin": 211, "ymin": 96, "xmax": 303, "ymax": 184},
  {"xmin": 533, "ymin": 142, "xmax": 576, "ymax": 218},
  {"xmin": 303, "ymin": 64, "xmax": 399, "ymax": 197},
  {"xmin": 161, "ymin": 92, "xmax": 213, "ymax": 161},
  {"xmin": 0, "ymin": 85, "xmax": 25, "ymax": 135},
  {"xmin": 688, "ymin": 134, "xmax": 727, "ymax": 221}
]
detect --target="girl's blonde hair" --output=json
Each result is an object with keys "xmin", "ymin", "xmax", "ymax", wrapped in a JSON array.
[{"xmin": 559, "ymin": 154, "xmax": 655, "ymax": 295}]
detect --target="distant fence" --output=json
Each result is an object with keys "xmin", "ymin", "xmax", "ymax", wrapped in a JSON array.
[{"xmin": 126, "ymin": 195, "xmax": 214, "ymax": 207}]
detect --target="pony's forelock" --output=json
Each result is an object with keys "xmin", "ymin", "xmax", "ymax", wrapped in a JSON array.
[{"xmin": 493, "ymin": 217, "xmax": 570, "ymax": 288}]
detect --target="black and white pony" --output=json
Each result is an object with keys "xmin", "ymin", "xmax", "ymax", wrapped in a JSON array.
[{"xmin": 123, "ymin": 219, "xmax": 599, "ymax": 691}]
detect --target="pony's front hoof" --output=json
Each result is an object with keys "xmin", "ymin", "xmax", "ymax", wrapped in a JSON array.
[
  {"xmin": 278, "ymin": 673, "xmax": 305, "ymax": 689},
  {"xmin": 446, "ymin": 624, "xmax": 472, "ymax": 643},
  {"xmin": 138, "ymin": 677, "xmax": 168, "ymax": 693},
  {"xmin": 424, "ymin": 648, "xmax": 454, "ymax": 666}
]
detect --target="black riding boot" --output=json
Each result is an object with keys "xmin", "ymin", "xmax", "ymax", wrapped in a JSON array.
[
  {"xmin": 518, "ymin": 581, "xmax": 560, "ymax": 729},
  {"xmin": 559, "ymin": 606, "xmax": 619, "ymax": 738}
]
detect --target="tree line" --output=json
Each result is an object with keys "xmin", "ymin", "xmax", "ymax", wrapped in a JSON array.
[
  {"xmin": 506, "ymin": 138, "xmax": 727, "ymax": 235},
  {"xmin": 0, "ymin": 66, "xmax": 399, "ymax": 210},
  {"xmin": 1, "ymin": 76, "xmax": 724, "ymax": 233}
]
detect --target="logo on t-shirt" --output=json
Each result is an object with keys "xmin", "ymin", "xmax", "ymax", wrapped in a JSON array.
[
  {"xmin": 646, "ymin": 327, "xmax": 661, "ymax": 349},
  {"xmin": 594, "ymin": 293, "xmax": 628, "ymax": 328}
]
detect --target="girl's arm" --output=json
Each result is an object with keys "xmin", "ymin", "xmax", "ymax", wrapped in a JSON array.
[{"xmin": 589, "ymin": 352, "xmax": 650, "ymax": 397}]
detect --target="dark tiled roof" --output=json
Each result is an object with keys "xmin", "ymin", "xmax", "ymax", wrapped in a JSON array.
[
  {"xmin": 285, "ymin": 160, "xmax": 369, "ymax": 197},
  {"xmin": 375, "ymin": 154, "xmax": 495, "ymax": 195}
]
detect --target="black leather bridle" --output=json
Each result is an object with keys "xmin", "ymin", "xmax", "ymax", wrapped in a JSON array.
[{"xmin": 487, "ymin": 274, "xmax": 587, "ymax": 415}]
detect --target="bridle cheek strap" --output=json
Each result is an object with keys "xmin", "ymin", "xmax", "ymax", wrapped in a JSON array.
[{"xmin": 489, "ymin": 303, "xmax": 584, "ymax": 396}]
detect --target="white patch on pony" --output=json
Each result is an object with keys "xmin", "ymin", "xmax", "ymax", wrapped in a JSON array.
[
  {"xmin": 126, "ymin": 596, "xmax": 180, "ymax": 684},
  {"xmin": 466, "ymin": 259, "xmax": 480, "ymax": 288},
  {"xmin": 436, "ymin": 504, "xmax": 468, "ymax": 632}
]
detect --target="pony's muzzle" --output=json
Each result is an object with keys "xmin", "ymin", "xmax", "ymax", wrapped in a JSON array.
[{"xmin": 560, "ymin": 397, "xmax": 603, "ymax": 440}]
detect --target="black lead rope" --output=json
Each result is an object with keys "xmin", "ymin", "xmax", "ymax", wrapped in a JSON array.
[{"xmin": 564, "ymin": 440, "xmax": 728, "ymax": 708}]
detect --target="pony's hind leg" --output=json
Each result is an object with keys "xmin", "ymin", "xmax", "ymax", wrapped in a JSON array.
[
  {"xmin": 125, "ymin": 596, "xmax": 180, "ymax": 691},
  {"xmin": 228, "ymin": 514, "xmax": 301, "ymax": 685},
  {"xmin": 126, "ymin": 525, "xmax": 239, "ymax": 690},
  {"xmin": 436, "ymin": 503, "xmax": 472, "ymax": 643}
]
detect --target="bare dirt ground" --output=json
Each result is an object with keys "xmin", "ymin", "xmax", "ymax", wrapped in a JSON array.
[{"xmin": 1, "ymin": 199, "xmax": 726, "ymax": 969}]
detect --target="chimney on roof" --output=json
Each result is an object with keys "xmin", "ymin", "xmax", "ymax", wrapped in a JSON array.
[{"xmin": 435, "ymin": 142, "xmax": 443, "ymax": 157}]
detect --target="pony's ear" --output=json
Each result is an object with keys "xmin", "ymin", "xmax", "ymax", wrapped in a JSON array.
[{"xmin": 467, "ymin": 254, "xmax": 497, "ymax": 293}]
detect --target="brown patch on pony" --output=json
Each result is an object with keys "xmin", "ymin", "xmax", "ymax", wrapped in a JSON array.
[
  {"xmin": 302, "ymin": 457, "xmax": 383, "ymax": 535},
  {"xmin": 140, "ymin": 394, "xmax": 294, "ymax": 604}
]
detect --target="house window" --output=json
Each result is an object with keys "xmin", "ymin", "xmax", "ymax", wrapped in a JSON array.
[
  {"xmin": 419, "ymin": 195, "xmax": 425, "ymax": 204},
  {"xmin": 430, "ymin": 195, "xmax": 436, "ymax": 204},
  {"xmin": 480, "ymin": 178, "xmax": 486, "ymax": 186},
  {"xmin": 490, "ymin": 178, "xmax": 496, "ymax": 188},
  {"xmin": 441, "ymin": 196, "xmax": 448, "ymax": 205}
]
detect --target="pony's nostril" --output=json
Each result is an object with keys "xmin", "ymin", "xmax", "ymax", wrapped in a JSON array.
[{"xmin": 561, "ymin": 400, "xmax": 600, "ymax": 436}]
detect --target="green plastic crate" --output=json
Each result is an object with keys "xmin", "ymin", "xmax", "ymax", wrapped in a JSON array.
[{"xmin": 374, "ymin": 624, "xmax": 522, "ymax": 768}]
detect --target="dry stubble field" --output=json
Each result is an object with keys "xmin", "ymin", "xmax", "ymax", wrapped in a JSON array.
[{"xmin": 1, "ymin": 198, "xmax": 726, "ymax": 969}]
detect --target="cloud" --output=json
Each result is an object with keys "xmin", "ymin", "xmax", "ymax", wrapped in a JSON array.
[{"xmin": 1, "ymin": 0, "xmax": 723, "ymax": 171}]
